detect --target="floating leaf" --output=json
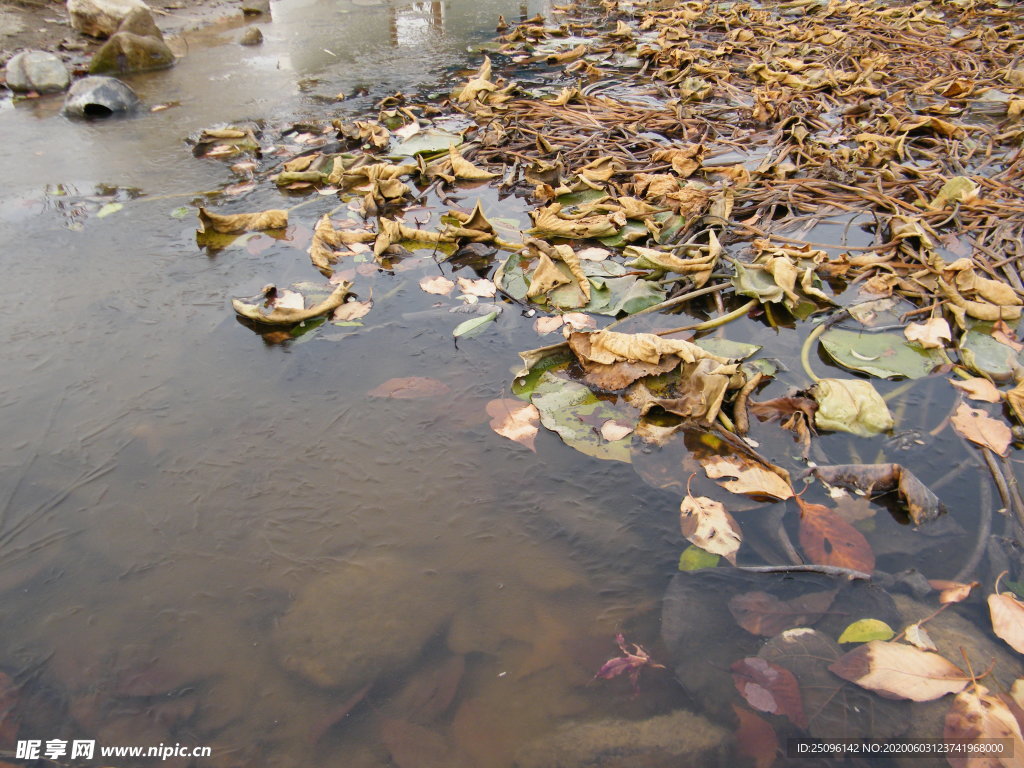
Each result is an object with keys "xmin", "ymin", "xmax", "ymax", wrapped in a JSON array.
[
  {"xmin": 812, "ymin": 463, "xmax": 946, "ymax": 526},
  {"xmin": 960, "ymin": 330, "xmax": 1024, "ymax": 382},
  {"xmin": 530, "ymin": 372, "xmax": 632, "ymax": 462},
  {"xmin": 904, "ymin": 317, "xmax": 951, "ymax": 349},
  {"xmin": 812, "ymin": 379, "xmax": 894, "ymax": 437},
  {"xmin": 702, "ymin": 455, "xmax": 793, "ymax": 500},
  {"xmin": 457, "ymin": 277, "xmax": 496, "ymax": 298},
  {"xmin": 820, "ymin": 329, "xmax": 943, "ymax": 379},
  {"xmin": 420, "ymin": 276, "xmax": 455, "ymax": 295},
  {"xmin": 232, "ymin": 282, "xmax": 350, "ymax": 326},
  {"xmin": 678, "ymin": 545, "xmax": 720, "ymax": 571},
  {"xmin": 453, "ymin": 310, "xmax": 498, "ymax": 338},
  {"xmin": 951, "ymin": 377, "xmax": 1002, "ymax": 403},
  {"xmin": 393, "ymin": 129, "xmax": 462, "ymax": 157},
  {"xmin": 486, "ymin": 399, "xmax": 540, "ymax": 451},
  {"xmin": 728, "ymin": 590, "xmax": 835, "ymax": 636},
  {"xmin": 829, "ymin": 641, "xmax": 967, "ymax": 702},
  {"xmin": 988, "ymin": 592, "xmax": 1024, "ymax": 654},
  {"xmin": 96, "ymin": 202, "xmax": 124, "ymax": 218},
  {"xmin": 731, "ymin": 657, "xmax": 807, "ymax": 728},
  {"xmin": 368, "ymin": 377, "xmax": 450, "ymax": 399},
  {"xmin": 600, "ymin": 420, "xmax": 634, "ymax": 441},
  {"xmin": 928, "ymin": 580, "xmax": 978, "ymax": 604},
  {"xmin": 951, "ymin": 403, "xmax": 1012, "ymax": 456},
  {"xmin": 694, "ymin": 338, "xmax": 762, "ymax": 360},
  {"xmin": 197, "ymin": 207, "xmax": 287, "ymax": 234},
  {"xmin": 680, "ymin": 487, "xmax": 742, "ymax": 565},
  {"xmin": 904, "ymin": 622, "xmax": 937, "ymax": 651},
  {"xmin": 838, "ymin": 619, "xmax": 895, "ymax": 644},
  {"xmin": 796, "ymin": 496, "xmax": 875, "ymax": 574}
]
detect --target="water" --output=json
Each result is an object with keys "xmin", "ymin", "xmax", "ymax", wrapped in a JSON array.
[{"xmin": 0, "ymin": 2, "xmax": 697, "ymax": 765}]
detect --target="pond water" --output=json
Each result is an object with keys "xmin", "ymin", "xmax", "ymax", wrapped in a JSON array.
[{"xmin": 0, "ymin": 1, "xmax": 1009, "ymax": 766}]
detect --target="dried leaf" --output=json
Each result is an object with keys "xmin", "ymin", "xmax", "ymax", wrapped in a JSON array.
[
  {"xmin": 232, "ymin": 282, "xmax": 350, "ymax": 326},
  {"xmin": 594, "ymin": 634, "xmax": 664, "ymax": 694},
  {"xmin": 944, "ymin": 686, "xmax": 1024, "ymax": 768},
  {"xmin": 988, "ymin": 592, "xmax": 1024, "ymax": 654},
  {"xmin": 600, "ymin": 420, "xmax": 634, "ymax": 441},
  {"xmin": 829, "ymin": 641, "xmax": 967, "ymax": 702},
  {"xmin": 448, "ymin": 145, "xmax": 498, "ymax": 180},
  {"xmin": 680, "ymin": 490, "xmax": 742, "ymax": 565},
  {"xmin": 796, "ymin": 496, "xmax": 875, "ymax": 574},
  {"xmin": 904, "ymin": 317, "xmax": 951, "ymax": 349},
  {"xmin": 457, "ymin": 278, "xmax": 496, "ymax": 298},
  {"xmin": 583, "ymin": 330, "xmax": 724, "ymax": 366},
  {"xmin": 952, "ymin": 378, "xmax": 1003, "ymax": 404},
  {"xmin": 420, "ymin": 276, "xmax": 455, "ymax": 295},
  {"xmin": 528, "ymin": 204, "xmax": 620, "ymax": 239},
  {"xmin": 928, "ymin": 580, "xmax": 979, "ymax": 604},
  {"xmin": 731, "ymin": 657, "xmax": 807, "ymax": 728},
  {"xmin": 197, "ymin": 207, "xmax": 287, "ymax": 234},
  {"xmin": 702, "ymin": 455, "xmax": 793, "ymax": 500},
  {"xmin": 951, "ymin": 403, "xmax": 1012, "ymax": 456},
  {"xmin": 812, "ymin": 463, "xmax": 947, "ymax": 525},
  {"xmin": 728, "ymin": 590, "xmax": 835, "ymax": 636},
  {"xmin": 486, "ymin": 399, "xmax": 540, "ymax": 451},
  {"xmin": 332, "ymin": 299, "xmax": 372, "ymax": 322},
  {"xmin": 527, "ymin": 253, "xmax": 572, "ymax": 298},
  {"xmin": 904, "ymin": 622, "xmax": 938, "ymax": 652}
]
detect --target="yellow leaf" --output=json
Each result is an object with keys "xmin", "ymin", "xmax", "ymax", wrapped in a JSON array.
[
  {"xmin": 904, "ymin": 317, "xmax": 951, "ymax": 349},
  {"xmin": 951, "ymin": 403, "xmax": 1011, "ymax": 456},
  {"xmin": 585, "ymin": 330, "xmax": 725, "ymax": 366},
  {"xmin": 232, "ymin": 282, "xmax": 350, "ymax": 326},
  {"xmin": 701, "ymin": 455, "xmax": 793, "ymax": 500},
  {"xmin": 448, "ymin": 146, "xmax": 498, "ymax": 181},
  {"xmin": 197, "ymin": 207, "xmax": 287, "ymax": 234},
  {"xmin": 950, "ymin": 377, "xmax": 1002, "ymax": 404},
  {"xmin": 527, "ymin": 253, "xmax": 571, "ymax": 298}
]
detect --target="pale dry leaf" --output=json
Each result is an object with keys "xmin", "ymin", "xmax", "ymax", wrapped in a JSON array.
[
  {"xmin": 534, "ymin": 316, "xmax": 565, "ymax": 335},
  {"xmin": 988, "ymin": 592, "xmax": 1024, "ymax": 655},
  {"xmin": 904, "ymin": 317, "xmax": 951, "ymax": 349},
  {"xmin": 680, "ymin": 492, "xmax": 742, "ymax": 564},
  {"xmin": 457, "ymin": 277, "xmax": 497, "ymax": 298},
  {"xmin": 576, "ymin": 247, "xmax": 611, "ymax": 261},
  {"xmin": 332, "ymin": 300, "xmax": 372, "ymax": 321},
  {"xmin": 273, "ymin": 290, "xmax": 305, "ymax": 310},
  {"xmin": 944, "ymin": 685, "xmax": 1024, "ymax": 768},
  {"xmin": 702, "ymin": 455, "xmax": 793, "ymax": 500},
  {"xmin": 951, "ymin": 403, "xmax": 1012, "ymax": 456},
  {"xmin": 928, "ymin": 580, "xmax": 979, "ymax": 605},
  {"xmin": 600, "ymin": 419, "xmax": 634, "ymax": 442},
  {"xmin": 419, "ymin": 276, "xmax": 455, "ymax": 295},
  {"xmin": 486, "ymin": 399, "xmax": 540, "ymax": 452},
  {"xmin": 829, "ymin": 641, "xmax": 967, "ymax": 702},
  {"xmin": 951, "ymin": 378, "xmax": 1003, "ymax": 404},
  {"xmin": 197, "ymin": 207, "xmax": 288, "ymax": 234},
  {"xmin": 904, "ymin": 622, "xmax": 938, "ymax": 652},
  {"xmin": 561, "ymin": 312, "xmax": 596, "ymax": 331}
]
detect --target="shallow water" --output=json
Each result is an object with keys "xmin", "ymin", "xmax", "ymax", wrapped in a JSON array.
[{"xmin": 0, "ymin": 0, "xmax": 1004, "ymax": 765}]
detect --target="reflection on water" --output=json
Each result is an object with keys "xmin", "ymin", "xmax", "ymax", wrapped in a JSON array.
[{"xmin": 0, "ymin": 1, "xmax": 697, "ymax": 764}]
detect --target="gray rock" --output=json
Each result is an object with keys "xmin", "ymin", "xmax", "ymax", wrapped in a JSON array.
[
  {"xmin": 63, "ymin": 75, "xmax": 139, "ymax": 117},
  {"xmin": 240, "ymin": 0, "xmax": 270, "ymax": 14},
  {"xmin": 89, "ymin": 30, "xmax": 175, "ymax": 74},
  {"xmin": 4, "ymin": 50, "xmax": 70, "ymax": 93},
  {"xmin": 272, "ymin": 553, "xmax": 468, "ymax": 690},
  {"xmin": 67, "ymin": 0, "xmax": 150, "ymax": 38},
  {"xmin": 514, "ymin": 710, "xmax": 729, "ymax": 768},
  {"xmin": 239, "ymin": 26, "xmax": 262, "ymax": 45},
  {"xmin": 115, "ymin": 6, "xmax": 163, "ymax": 38}
]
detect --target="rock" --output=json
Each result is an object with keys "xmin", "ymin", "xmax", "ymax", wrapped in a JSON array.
[
  {"xmin": 240, "ymin": 0, "xmax": 270, "ymax": 14},
  {"xmin": 63, "ymin": 75, "xmax": 139, "ymax": 117},
  {"xmin": 4, "ymin": 50, "xmax": 71, "ymax": 93},
  {"xmin": 115, "ymin": 6, "xmax": 162, "ymax": 38},
  {"xmin": 272, "ymin": 553, "xmax": 468, "ymax": 691},
  {"xmin": 67, "ymin": 0, "xmax": 150, "ymax": 38},
  {"xmin": 513, "ymin": 710, "xmax": 728, "ymax": 768},
  {"xmin": 239, "ymin": 26, "xmax": 262, "ymax": 45},
  {"xmin": 89, "ymin": 30, "xmax": 175, "ymax": 74}
]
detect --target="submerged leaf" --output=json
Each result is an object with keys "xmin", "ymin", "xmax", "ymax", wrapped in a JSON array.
[
  {"xmin": 812, "ymin": 463, "xmax": 946, "ymax": 526},
  {"xmin": 838, "ymin": 619, "xmax": 895, "ymax": 644},
  {"xmin": 531, "ymin": 372, "xmax": 632, "ymax": 463},
  {"xmin": 731, "ymin": 657, "xmax": 807, "ymax": 728},
  {"xmin": 728, "ymin": 590, "xmax": 835, "ymax": 636},
  {"xmin": 829, "ymin": 641, "xmax": 967, "ymax": 702},
  {"xmin": 486, "ymin": 399, "xmax": 540, "ymax": 451},
  {"xmin": 678, "ymin": 545, "xmax": 720, "ymax": 571},
  {"xmin": 796, "ymin": 496, "xmax": 875, "ymax": 574},
  {"xmin": 368, "ymin": 377, "xmax": 450, "ymax": 399},
  {"xmin": 944, "ymin": 686, "xmax": 1024, "ymax": 768},
  {"xmin": 988, "ymin": 592, "xmax": 1024, "ymax": 654}
]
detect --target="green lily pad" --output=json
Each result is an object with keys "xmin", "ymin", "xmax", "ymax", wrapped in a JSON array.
[
  {"xmin": 653, "ymin": 212, "xmax": 687, "ymax": 244},
  {"xmin": 694, "ymin": 337, "xmax": 762, "ymax": 360},
  {"xmin": 453, "ymin": 310, "xmax": 498, "ymax": 338},
  {"xmin": 820, "ymin": 329, "xmax": 943, "ymax": 379},
  {"xmin": 588, "ymin": 275, "xmax": 666, "ymax": 316},
  {"xmin": 555, "ymin": 188, "xmax": 608, "ymax": 208},
  {"xmin": 531, "ymin": 372, "xmax": 632, "ymax": 463},
  {"xmin": 496, "ymin": 253, "xmax": 530, "ymax": 301},
  {"xmin": 959, "ymin": 330, "xmax": 1024, "ymax": 382},
  {"xmin": 678, "ymin": 545, "xmax": 720, "ymax": 571},
  {"xmin": 512, "ymin": 347, "xmax": 574, "ymax": 399},
  {"xmin": 837, "ymin": 618, "xmax": 895, "ymax": 644},
  {"xmin": 598, "ymin": 219, "xmax": 648, "ymax": 247},
  {"xmin": 392, "ymin": 129, "xmax": 462, "ymax": 158},
  {"xmin": 732, "ymin": 260, "xmax": 784, "ymax": 304}
]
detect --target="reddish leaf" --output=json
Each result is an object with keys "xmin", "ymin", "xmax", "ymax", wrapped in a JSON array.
[
  {"xmin": 731, "ymin": 657, "xmax": 807, "ymax": 728},
  {"xmin": 368, "ymin": 377, "xmax": 451, "ymax": 399},
  {"xmin": 732, "ymin": 704, "xmax": 779, "ymax": 768},
  {"xmin": 796, "ymin": 497, "xmax": 875, "ymax": 573},
  {"xmin": 728, "ymin": 590, "xmax": 836, "ymax": 636},
  {"xmin": 595, "ymin": 634, "xmax": 665, "ymax": 694},
  {"xmin": 749, "ymin": 396, "xmax": 818, "ymax": 422},
  {"xmin": 944, "ymin": 685, "xmax": 1024, "ymax": 768}
]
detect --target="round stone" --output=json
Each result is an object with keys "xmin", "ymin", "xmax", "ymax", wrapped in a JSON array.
[
  {"xmin": 63, "ymin": 75, "xmax": 140, "ymax": 117},
  {"xmin": 4, "ymin": 50, "xmax": 71, "ymax": 94}
]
